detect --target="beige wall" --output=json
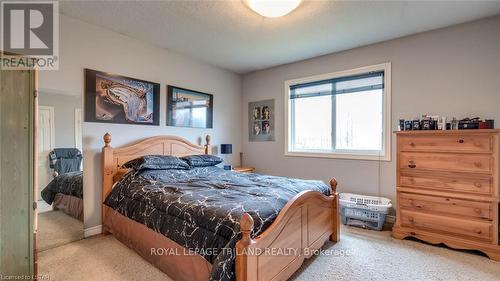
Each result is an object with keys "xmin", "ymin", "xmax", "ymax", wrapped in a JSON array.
[
  {"xmin": 38, "ymin": 14, "xmax": 500, "ymax": 229},
  {"xmin": 39, "ymin": 15, "xmax": 242, "ymax": 229},
  {"xmin": 241, "ymin": 16, "xmax": 500, "ymax": 204}
]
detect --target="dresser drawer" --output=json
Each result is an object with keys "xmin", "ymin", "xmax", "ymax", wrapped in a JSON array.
[
  {"xmin": 399, "ymin": 152, "xmax": 493, "ymax": 174},
  {"xmin": 399, "ymin": 172, "xmax": 492, "ymax": 195},
  {"xmin": 400, "ymin": 210, "xmax": 493, "ymax": 241},
  {"xmin": 399, "ymin": 134, "xmax": 492, "ymax": 153},
  {"xmin": 399, "ymin": 192, "xmax": 493, "ymax": 220}
]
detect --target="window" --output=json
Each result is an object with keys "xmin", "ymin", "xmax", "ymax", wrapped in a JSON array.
[{"xmin": 285, "ymin": 63, "xmax": 391, "ymax": 160}]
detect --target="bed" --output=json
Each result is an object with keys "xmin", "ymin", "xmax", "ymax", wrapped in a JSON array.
[
  {"xmin": 41, "ymin": 171, "xmax": 83, "ymax": 221},
  {"xmin": 101, "ymin": 133, "xmax": 339, "ymax": 281}
]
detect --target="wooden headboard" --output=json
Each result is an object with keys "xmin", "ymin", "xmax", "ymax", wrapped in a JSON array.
[{"xmin": 101, "ymin": 133, "xmax": 211, "ymax": 225}]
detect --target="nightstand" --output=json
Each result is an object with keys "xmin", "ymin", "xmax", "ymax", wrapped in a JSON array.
[{"xmin": 232, "ymin": 167, "xmax": 255, "ymax": 173}]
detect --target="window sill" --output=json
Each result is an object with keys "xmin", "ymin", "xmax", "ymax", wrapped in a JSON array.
[{"xmin": 284, "ymin": 151, "xmax": 391, "ymax": 161}]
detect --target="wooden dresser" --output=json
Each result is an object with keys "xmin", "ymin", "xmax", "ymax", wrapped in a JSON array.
[{"xmin": 392, "ymin": 129, "xmax": 500, "ymax": 260}]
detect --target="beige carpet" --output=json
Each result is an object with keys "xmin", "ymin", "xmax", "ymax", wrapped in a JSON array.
[
  {"xmin": 38, "ymin": 210, "xmax": 84, "ymax": 251},
  {"xmin": 39, "ymin": 226, "xmax": 500, "ymax": 281}
]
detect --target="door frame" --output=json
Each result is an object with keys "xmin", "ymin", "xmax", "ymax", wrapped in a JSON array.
[
  {"xmin": 33, "ymin": 70, "xmax": 39, "ymax": 277},
  {"xmin": 74, "ymin": 108, "xmax": 82, "ymax": 151}
]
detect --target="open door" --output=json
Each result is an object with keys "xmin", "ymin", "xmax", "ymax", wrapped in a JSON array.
[{"xmin": 0, "ymin": 68, "xmax": 37, "ymax": 276}]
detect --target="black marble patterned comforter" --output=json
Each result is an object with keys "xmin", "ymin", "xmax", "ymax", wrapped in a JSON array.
[
  {"xmin": 104, "ymin": 166, "xmax": 330, "ymax": 281},
  {"xmin": 41, "ymin": 171, "xmax": 83, "ymax": 204}
]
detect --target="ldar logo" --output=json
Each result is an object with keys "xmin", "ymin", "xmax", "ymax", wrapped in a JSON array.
[{"xmin": 1, "ymin": 1, "xmax": 59, "ymax": 70}]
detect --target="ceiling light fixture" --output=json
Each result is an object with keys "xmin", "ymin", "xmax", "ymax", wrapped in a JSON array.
[{"xmin": 242, "ymin": 0, "xmax": 302, "ymax": 18}]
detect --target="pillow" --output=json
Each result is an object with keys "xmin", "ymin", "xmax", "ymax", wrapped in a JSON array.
[
  {"xmin": 121, "ymin": 155, "xmax": 190, "ymax": 171},
  {"xmin": 181, "ymin": 155, "xmax": 223, "ymax": 168}
]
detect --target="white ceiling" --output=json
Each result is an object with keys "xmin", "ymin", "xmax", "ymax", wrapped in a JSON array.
[{"xmin": 60, "ymin": 0, "xmax": 500, "ymax": 74}]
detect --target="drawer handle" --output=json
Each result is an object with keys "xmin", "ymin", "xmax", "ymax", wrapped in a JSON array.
[
  {"xmin": 474, "ymin": 182, "xmax": 482, "ymax": 188},
  {"xmin": 407, "ymin": 217, "xmax": 415, "ymax": 223},
  {"xmin": 474, "ymin": 229, "xmax": 482, "ymax": 235},
  {"xmin": 409, "ymin": 142, "xmax": 416, "ymax": 147},
  {"xmin": 474, "ymin": 208, "xmax": 482, "ymax": 214},
  {"xmin": 457, "ymin": 139, "xmax": 465, "ymax": 144},
  {"xmin": 408, "ymin": 161, "xmax": 416, "ymax": 169},
  {"xmin": 474, "ymin": 162, "xmax": 483, "ymax": 168}
]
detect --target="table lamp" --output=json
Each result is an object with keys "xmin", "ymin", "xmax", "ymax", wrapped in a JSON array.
[{"xmin": 220, "ymin": 144, "xmax": 232, "ymax": 170}]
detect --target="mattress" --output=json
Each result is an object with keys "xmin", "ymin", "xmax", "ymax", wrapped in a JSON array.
[
  {"xmin": 41, "ymin": 171, "xmax": 83, "ymax": 204},
  {"xmin": 104, "ymin": 166, "xmax": 330, "ymax": 281}
]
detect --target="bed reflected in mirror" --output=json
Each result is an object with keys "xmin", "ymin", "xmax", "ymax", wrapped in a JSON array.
[{"xmin": 37, "ymin": 91, "xmax": 84, "ymax": 251}]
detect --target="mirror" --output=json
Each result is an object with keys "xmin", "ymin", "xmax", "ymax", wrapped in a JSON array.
[{"xmin": 37, "ymin": 91, "xmax": 83, "ymax": 251}]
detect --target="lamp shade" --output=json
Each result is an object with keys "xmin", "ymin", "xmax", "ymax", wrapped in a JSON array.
[
  {"xmin": 220, "ymin": 144, "xmax": 233, "ymax": 154},
  {"xmin": 242, "ymin": 0, "xmax": 302, "ymax": 18}
]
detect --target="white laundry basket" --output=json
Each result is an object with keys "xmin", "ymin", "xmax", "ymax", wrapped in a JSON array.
[{"xmin": 339, "ymin": 193, "xmax": 392, "ymax": 230}]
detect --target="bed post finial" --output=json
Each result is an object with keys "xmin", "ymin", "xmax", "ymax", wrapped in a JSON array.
[
  {"xmin": 104, "ymin": 133, "xmax": 112, "ymax": 147},
  {"xmin": 204, "ymin": 135, "xmax": 211, "ymax": 154},
  {"xmin": 329, "ymin": 178, "xmax": 338, "ymax": 194},
  {"xmin": 236, "ymin": 213, "xmax": 254, "ymax": 281},
  {"xmin": 239, "ymin": 213, "xmax": 254, "ymax": 247},
  {"xmin": 329, "ymin": 177, "xmax": 340, "ymax": 242},
  {"xmin": 102, "ymin": 132, "xmax": 113, "ymax": 235}
]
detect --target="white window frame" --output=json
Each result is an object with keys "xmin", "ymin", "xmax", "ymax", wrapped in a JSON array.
[{"xmin": 284, "ymin": 62, "xmax": 392, "ymax": 161}]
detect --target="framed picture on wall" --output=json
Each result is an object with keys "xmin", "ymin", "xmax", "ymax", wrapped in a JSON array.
[
  {"xmin": 84, "ymin": 69, "xmax": 160, "ymax": 125},
  {"xmin": 167, "ymin": 85, "xmax": 213, "ymax": 128},
  {"xmin": 248, "ymin": 99, "xmax": 274, "ymax": 141}
]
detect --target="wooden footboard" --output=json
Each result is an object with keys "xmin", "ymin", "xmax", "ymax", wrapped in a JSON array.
[{"xmin": 236, "ymin": 179, "xmax": 339, "ymax": 281}]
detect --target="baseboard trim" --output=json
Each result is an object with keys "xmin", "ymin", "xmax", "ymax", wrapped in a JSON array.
[{"xmin": 84, "ymin": 225, "xmax": 102, "ymax": 238}]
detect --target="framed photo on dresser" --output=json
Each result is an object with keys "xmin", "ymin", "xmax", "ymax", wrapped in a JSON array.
[
  {"xmin": 167, "ymin": 85, "xmax": 213, "ymax": 128},
  {"xmin": 84, "ymin": 69, "xmax": 160, "ymax": 125}
]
